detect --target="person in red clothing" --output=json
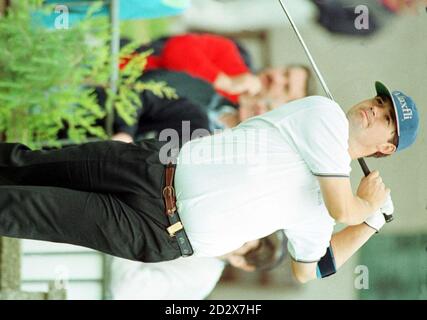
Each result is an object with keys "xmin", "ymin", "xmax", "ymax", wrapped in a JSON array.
[
  {"xmin": 122, "ymin": 33, "xmax": 312, "ymax": 113},
  {"xmin": 145, "ymin": 33, "xmax": 260, "ymax": 103}
]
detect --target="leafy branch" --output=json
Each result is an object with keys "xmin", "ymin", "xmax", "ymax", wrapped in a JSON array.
[{"xmin": 0, "ymin": 1, "xmax": 177, "ymax": 148}]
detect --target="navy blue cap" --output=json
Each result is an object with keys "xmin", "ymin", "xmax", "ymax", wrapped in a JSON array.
[{"xmin": 375, "ymin": 81, "xmax": 419, "ymax": 152}]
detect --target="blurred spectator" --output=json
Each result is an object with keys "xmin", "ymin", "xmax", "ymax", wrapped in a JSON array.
[
  {"xmin": 121, "ymin": 33, "xmax": 313, "ymax": 111},
  {"xmin": 92, "ymin": 84, "xmax": 211, "ymax": 145},
  {"xmin": 110, "ymin": 256, "xmax": 224, "ymax": 300},
  {"xmin": 110, "ymin": 63, "xmax": 313, "ymax": 144},
  {"xmin": 122, "ymin": 70, "xmax": 239, "ymax": 133},
  {"xmin": 110, "ymin": 34, "xmax": 314, "ymax": 142},
  {"xmin": 109, "ymin": 230, "xmax": 287, "ymax": 300},
  {"xmin": 121, "ymin": 33, "xmax": 260, "ymax": 103}
]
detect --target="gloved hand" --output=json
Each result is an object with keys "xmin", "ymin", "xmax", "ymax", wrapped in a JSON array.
[{"xmin": 365, "ymin": 194, "xmax": 394, "ymax": 232}]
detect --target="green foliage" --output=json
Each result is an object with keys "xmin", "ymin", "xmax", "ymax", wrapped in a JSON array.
[
  {"xmin": 0, "ymin": 1, "xmax": 176, "ymax": 148},
  {"xmin": 111, "ymin": 45, "xmax": 178, "ymax": 126}
]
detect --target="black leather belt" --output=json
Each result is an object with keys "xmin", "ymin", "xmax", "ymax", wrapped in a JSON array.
[{"xmin": 163, "ymin": 163, "xmax": 193, "ymax": 257}]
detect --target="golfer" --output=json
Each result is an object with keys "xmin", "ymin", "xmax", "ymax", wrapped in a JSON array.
[{"xmin": 0, "ymin": 82, "xmax": 419, "ymax": 282}]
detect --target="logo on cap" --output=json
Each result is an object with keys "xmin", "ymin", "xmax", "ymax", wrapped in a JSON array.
[{"xmin": 396, "ymin": 93, "xmax": 413, "ymax": 121}]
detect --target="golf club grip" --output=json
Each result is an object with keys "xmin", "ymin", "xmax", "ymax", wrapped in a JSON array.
[
  {"xmin": 357, "ymin": 158, "xmax": 393, "ymax": 223},
  {"xmin": 357, "ymin": 158, "xmax": 370, "ymax": 177}
]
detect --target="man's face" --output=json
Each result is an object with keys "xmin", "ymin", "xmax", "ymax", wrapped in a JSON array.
[
  {"xmin": 258, "ymin": 66, "xmax": 309, "ymax": 102},
  {"xmin": 347, "ymin": 95, "xmax": 397, "ymax": 154},
  {"xmin": 237, "ymin": 93, "xmax": 271, "ymax": 121},
  {"xmin": 237, "ymin": 66, "xmax": 309, "ymax": 122}
]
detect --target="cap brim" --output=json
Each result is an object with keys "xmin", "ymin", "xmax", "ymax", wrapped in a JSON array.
[{"xmin": 375, "ymin": 81, "xmax": 400, "ymax": 137}]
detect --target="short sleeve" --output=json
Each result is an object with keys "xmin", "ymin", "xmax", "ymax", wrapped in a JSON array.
[
  {"xmin": 284, "ymin": 219, "xmax": 334, "ymax": 263},
  {"xmin": 285, "ymin": 97, "xmax": 351, "ymax": 177}
]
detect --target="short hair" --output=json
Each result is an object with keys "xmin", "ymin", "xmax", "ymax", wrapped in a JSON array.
[
  {"xmin": 368, "ymin": 94, "xmax": 398, "ymax": 158},
  {"xmin": 243, "ymin": 230, "xmax": 287, "ymax": 271}
]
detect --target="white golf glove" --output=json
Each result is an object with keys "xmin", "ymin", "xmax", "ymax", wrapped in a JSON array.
[{"xmin": 365, "ymin": 195, "xmax": 394, "ymax": 232}]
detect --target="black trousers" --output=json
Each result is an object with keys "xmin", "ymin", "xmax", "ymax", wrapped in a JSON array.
[{"xmin": 0, "ymin": 140, "xmax": 181, "ymax": 262}]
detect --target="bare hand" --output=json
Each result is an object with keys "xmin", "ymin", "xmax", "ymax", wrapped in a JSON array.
[
  {"xmin": 357, "ymin": 170, "xmax": 390, "ymax": 212},
  {"xmin": 232, "ymin": 73, "xmax": 262, "ymax": 96},
  {"xmin": 214, "ymin": 73, "xmax": 262, "ymax": 96}
]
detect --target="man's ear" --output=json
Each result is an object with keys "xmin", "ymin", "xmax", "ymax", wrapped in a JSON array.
[
  {"xmin": 228, "ymin": 255, "xmax": 256, "ymax": 272},
  {"xmin": 377, "ymin": 142, "xmax": 396, "ymax": 155}
]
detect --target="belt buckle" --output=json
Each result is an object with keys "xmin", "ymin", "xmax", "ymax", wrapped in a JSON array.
[
  {"xmin": 163, "ymin": 185, "xmax": 175, "ymax": 198},
  {"xmin": 167, "ymin": 222, "xmax": 183, "ymax": 237},
  {"xmin": 163, "ymin": 186, "xmax": 176, "ymax": 215}
]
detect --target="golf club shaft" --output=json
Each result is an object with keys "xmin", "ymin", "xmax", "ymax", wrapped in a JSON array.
[
  {"xmin": 277, "ymin": 0, "xmax": 393, "ymax": 222},
  {"xmin": 277, "ymin": 0, "xmax": 334, "ymax": 101}
]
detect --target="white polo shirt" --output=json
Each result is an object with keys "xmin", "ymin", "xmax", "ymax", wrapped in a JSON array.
[{"xmin": 174, "ymin": 96, "xmax": 351, "ymax": 262}]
